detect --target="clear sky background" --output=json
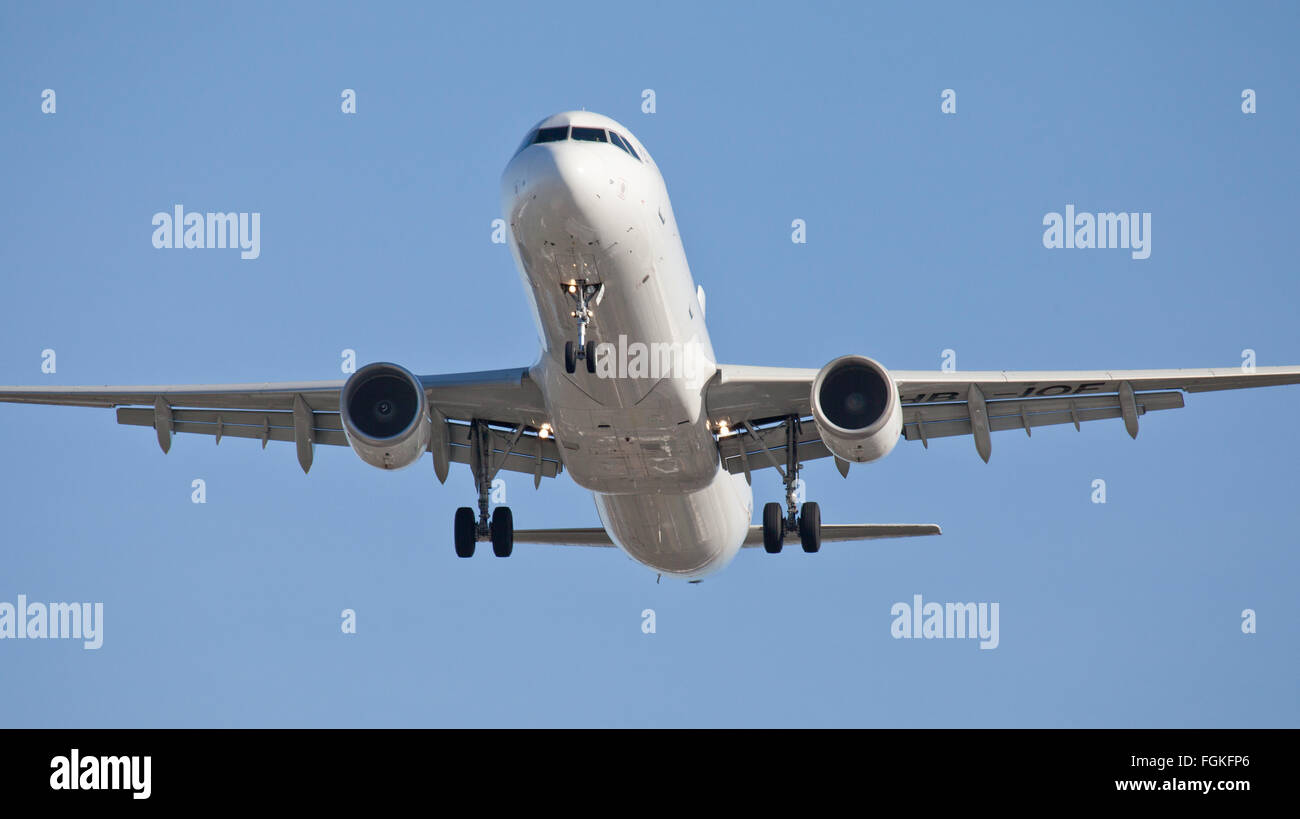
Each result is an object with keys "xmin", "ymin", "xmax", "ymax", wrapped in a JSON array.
[{"xmin": 1, "ymin": 1, "xmax": 1297, "ymax": 727}]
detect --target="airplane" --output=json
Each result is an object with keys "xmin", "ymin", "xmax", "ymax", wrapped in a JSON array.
[{"xmin": 4, "ymin": 110, "xmax": 1299, "ymax": 580}]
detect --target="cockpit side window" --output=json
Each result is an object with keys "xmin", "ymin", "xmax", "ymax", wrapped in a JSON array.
[
  {"xmin": 606, "ymin": 131, "xmax": 642, "ymax": 161},
  {"xmin": 570, "ymin": 126, "xmax": 608, "ymax": 143},
  {"xmin": 614, "ymin": 132, "xmax": 640, "ymax": 161},
  {"xmin": 533, "ymin": 126, "xmax": 569, "ymax": 143},
  {"xmin": 514, "ymin": 129, "xmax": 538, "ymax": 156}
]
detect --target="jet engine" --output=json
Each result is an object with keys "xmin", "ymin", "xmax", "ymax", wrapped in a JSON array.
[
  {"xmin": 340, "ymin": 362, "xmax": 431, "ymax": 470},
  {"xmin": 810, "ymin": 355, "xmax": 902, "ymax": 463}
]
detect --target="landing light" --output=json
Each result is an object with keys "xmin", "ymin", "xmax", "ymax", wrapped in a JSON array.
[{"xmin": 539, "ymin": 423, "xmax": 552, "ymax": 440}]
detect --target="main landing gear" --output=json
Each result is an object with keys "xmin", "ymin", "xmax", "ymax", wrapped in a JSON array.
[
  {"xmin": 562, "ymin": 279, "xmax": 603, "ymax": 375},
  {"xmin": 453, "ymin": 506, "xmax": 514, "ymax": 558},
  {"xmin": 453, "ymin": 420, "xmax": 515, "ymax": 558},
  {"xmin": 760, "ymin": 416, "xmax": 822, "ymax": 554}
]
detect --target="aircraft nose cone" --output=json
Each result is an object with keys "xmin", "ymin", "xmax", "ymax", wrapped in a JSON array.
[
  {"xmin": 501, "ymin": 142, "xmax": 615, "ymax": 254},
  {"xmin": 502, "ymin": 142, "xmax": 605, "ymax": 217},
  {"xmin": 537, "ymin": 141, "xmax": 602, "ymax": 190}
]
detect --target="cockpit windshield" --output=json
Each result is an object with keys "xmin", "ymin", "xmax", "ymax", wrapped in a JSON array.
[
  {"xmin": 570, "ymin": 126, "xmax": 607, "ymax": 142},
  {"xmin": 534, "ymin": 126, "xmax": 569, "ymax": 143},
  {"xmin": 514, "ymin": 125, "xmax": 642, "ymax": 161}
]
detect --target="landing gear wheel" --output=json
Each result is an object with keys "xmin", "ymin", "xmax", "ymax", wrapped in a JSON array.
[
  {"xmin": 799, "ymin": 501, "xmax": 821, "ymax": 553},
  {"xmin": 454, "ymin": 507, "xmax": 476, "ymax": 558},
  {"xmin": 491, "ymin": 506, "xmax": 514, "ymax": 557},
  {"xmin": 564, "ymin": 341, "xmax": 577, "ymax": 374},
  {"xmin": 762, "ymin": 502, "xmax": 784, "ymax": 554},
  {"xmin": 585, "ymin": 340, "xmax": 597, "ymax": 374}
]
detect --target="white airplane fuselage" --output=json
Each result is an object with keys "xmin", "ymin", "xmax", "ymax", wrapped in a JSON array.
[{"xmin": 501, "ymin": 112, "xmax": 752, "ymax": 577}]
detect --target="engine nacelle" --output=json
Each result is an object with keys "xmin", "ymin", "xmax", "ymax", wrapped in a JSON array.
[
  {"xmin": 340, "ymin": 362, "xmax": 430, "ymax": 470},
  {"xmin": 810, "ymin": 355, "xmax": 902, "ymax": 464}
]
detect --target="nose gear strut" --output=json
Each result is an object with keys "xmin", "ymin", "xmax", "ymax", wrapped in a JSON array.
[{"xmin": 562, "ymin": 279, "xmax": 603, "ymax": 374}]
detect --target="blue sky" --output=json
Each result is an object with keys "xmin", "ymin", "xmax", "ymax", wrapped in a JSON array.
[{"xmin": 1, "ymin": 1, "xmax": 1297, "ymax": 727}]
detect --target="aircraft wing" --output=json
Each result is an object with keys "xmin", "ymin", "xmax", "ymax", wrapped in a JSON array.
[
  {"xmin": 706, "ymin": 364, "xmax": 1300, "ymax": 470},
  {"xmin": 0, "ymin": 367, "xmax": 562, "ymax": 478}
]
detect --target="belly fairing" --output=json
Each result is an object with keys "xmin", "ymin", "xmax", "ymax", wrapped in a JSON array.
[{"xmin": 594, "ymin": 468, "xmax": 752, "ymax": 577}]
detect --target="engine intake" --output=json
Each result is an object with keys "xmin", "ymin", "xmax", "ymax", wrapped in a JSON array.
[
  {"xmin": 340, "ymin": 362, "xmax": 430, "ymax": 470},
  {"xmin": 810, "ymin": 355, "xmax": 902, "ymax": 463}
]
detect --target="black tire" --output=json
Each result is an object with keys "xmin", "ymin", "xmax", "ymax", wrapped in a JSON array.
[
  {"xmin": 799, "ymin": 501, "xmax": 821, "ymax": 553},
  {"xmin": 454, "ymin": 507, "xmax": 476, "ymax": 558},
  {"xmin": 491, "ymin": 506, "xmax": 514, "ymax": 557},
  {"xmin": 585, "ymin": 340, "xmax": 598, "ymax": 374},
  {"xmin": 762, "ymin": 502, "xmax": 784, "ymax": 554},
  {"xmin": 564, "ymin": 341, "xmax": 577, "ymax": 374}
]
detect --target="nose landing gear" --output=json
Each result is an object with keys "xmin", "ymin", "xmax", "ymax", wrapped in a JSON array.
[
  {"xmin": 562, "ymin": 279, "xmax": 603, "ymax": 374},
  {"xmin": 564, "ymin": 340, "xmax": 597, "ymax": 375}
]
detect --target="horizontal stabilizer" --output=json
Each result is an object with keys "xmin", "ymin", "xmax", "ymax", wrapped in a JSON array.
[
  {"xmin": 742, "ymin": 523, "xmax": 941, "ymax": 546},
  {"xmin": 513, "ymin": 528, "xmax": 618, "ymax": 547},
  {"xmin": 514, "ymin": 524, "xmax": 943, "ymax": 548}
]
